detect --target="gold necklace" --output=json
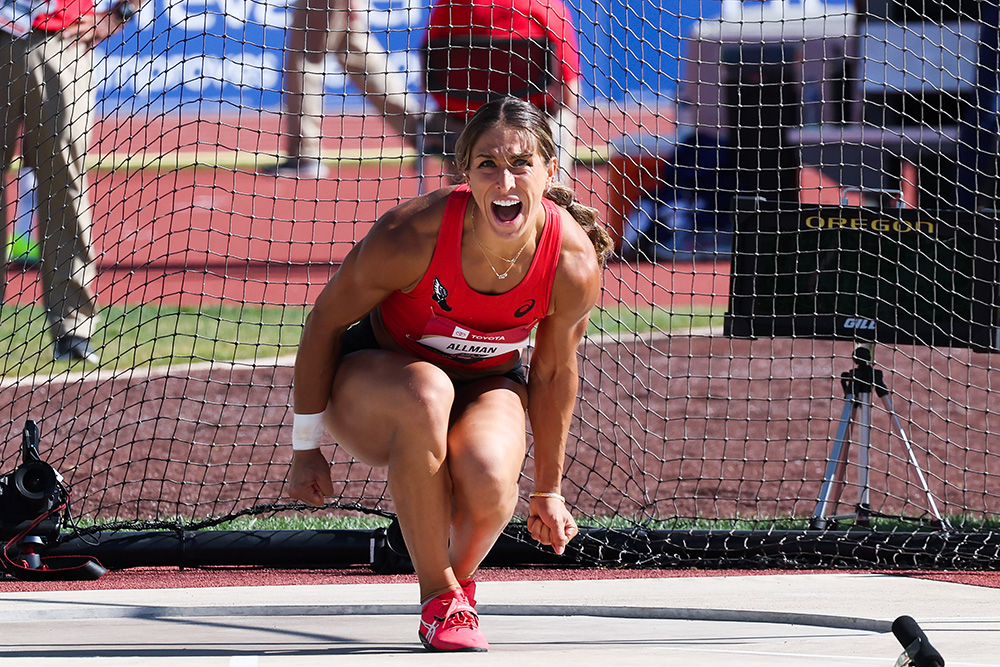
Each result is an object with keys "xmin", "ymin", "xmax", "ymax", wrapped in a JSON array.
[{"xmin": 471, "ymin": 207, "xmax": 533, "ymax": 280}]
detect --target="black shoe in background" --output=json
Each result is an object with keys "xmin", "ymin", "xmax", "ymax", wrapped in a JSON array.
[{"xmin": 53, "ymin": 336, "xmax": 99, "ymax": 364}]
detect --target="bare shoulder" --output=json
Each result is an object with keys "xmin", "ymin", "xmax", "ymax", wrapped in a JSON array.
[
  {"xmin": 365, "ymin": 186, "xmax": 455, "ymax": 253},
  {"xmin": 354, "ymin": 186, "xmax": 457, "ymax": 290}
]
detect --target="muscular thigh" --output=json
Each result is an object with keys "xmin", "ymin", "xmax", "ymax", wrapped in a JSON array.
[
  {"xmin": 447, "ymin": 377, "xmax": 529, "ymax": 492},
  {"xmin": 324, "ymin": 349, "xmax": 456, "ymax": 467}
]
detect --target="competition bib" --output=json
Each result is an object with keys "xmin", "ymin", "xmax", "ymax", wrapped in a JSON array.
[{"xmin": 415, "ymin": 314, "xmax": 532, "ymax": 364}]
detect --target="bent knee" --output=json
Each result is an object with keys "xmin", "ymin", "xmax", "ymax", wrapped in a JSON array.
[
  {"xmin": 393, "ymin": 363, "xmax": 455, "ymax": 418},
  {"xmin": 325, "ymin": 357, "xmax": 455, "ymax": 465},
  {"xmin": 454, "ymin": 464, "xmax": 521, "ymax": 517},
  {"xmin": 326, "ymin": 15, "xmax": 366, "ymax": 54},
  {"xmin": 334, "ymin": 354, "xmax": 454, "ymax": 409},
  {"xmin": 456, "ymin": 480, "xmax": 520, "ymax": 527}
]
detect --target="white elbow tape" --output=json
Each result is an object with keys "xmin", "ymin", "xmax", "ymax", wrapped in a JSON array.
[{"xmin": 292, "ymin": 412, "xmax": 326, "ymax": 451}]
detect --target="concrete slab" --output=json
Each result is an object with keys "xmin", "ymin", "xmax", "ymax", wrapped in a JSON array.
[{"xmin": 0, "ymin": 574, "xmax": 997, "ymax": 666}]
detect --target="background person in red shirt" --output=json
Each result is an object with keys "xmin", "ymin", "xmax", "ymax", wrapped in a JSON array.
[{"xmin": 422, "ymin": 0, "xmax": 582, "ymax": 181}]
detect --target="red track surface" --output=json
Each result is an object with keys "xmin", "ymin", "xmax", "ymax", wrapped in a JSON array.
[
  {"xmin": 5, "ymin": 163, "xmax": 731, "ymax": 310},
  {"xmin": 3, "ymin": 108, "xmax": 856, "ymax": 310},
  {"xmin": 2, "ymin": 566, "xmax": 998, "ymax": 593},
  {"xmin": 5, "ymin": 108, "xmax": 801, "ymax": 310}
]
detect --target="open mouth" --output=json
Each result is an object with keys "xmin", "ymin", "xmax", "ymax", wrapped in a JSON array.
[{"xmin": 492, "ymin": 200, "xmax": 523, "ymax": 223}]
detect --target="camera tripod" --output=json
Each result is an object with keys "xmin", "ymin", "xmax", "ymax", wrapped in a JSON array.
[{"xmin": 811, "ymin": 345, "xmax": 950, "ymax": 531}]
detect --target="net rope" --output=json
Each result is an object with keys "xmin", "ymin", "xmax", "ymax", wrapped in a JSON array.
[{"xmin": 0, "ymin": 0, "xmax": 998, "ymax": 568}]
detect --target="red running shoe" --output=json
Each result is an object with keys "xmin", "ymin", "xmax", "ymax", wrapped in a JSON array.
[
  {"xmin": 418, "ymin": 588, "xmax": 489, "ymax": 652},
  {"xmin": 459, "ymin": 578, "xmax": 477, "ymax": 608}
]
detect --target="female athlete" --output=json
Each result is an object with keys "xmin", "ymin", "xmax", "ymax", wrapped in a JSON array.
[{"xmin": 287, "ymin": 96, "xmax": 613, "ymax": 652}]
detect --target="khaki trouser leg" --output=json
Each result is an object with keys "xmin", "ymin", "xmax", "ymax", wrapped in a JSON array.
[
  {"xmin": 22, "ymin": 32, "xmax": 98, "ymax": 341},
  {"xmin": 550, "ymin": 107, "xmax": 577, "ymax": 184},
  {"xmin": 284, "ymin": 0, "xmax": 326, "ymax": 161},
  {"xmin": 550, "ymin": 80, "xmax": 580, "ymax": 184},
  {"xmin": 329, "ymin": 0, "xmax": 422, "ymax": 138}
]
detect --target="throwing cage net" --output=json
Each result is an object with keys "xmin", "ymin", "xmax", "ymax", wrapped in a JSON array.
[{"xmin": 1, "ymin": 0, "xmax": 998, "ymax": 573}]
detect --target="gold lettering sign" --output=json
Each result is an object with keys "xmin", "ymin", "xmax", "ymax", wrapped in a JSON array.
[{"xmin": 802, "ymin": 215, "xmax": 935, "ymax": 234}]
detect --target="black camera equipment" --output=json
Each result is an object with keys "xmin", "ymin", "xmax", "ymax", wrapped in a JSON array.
[
  {"xmin": 0, "ymin": 420, "xmax": 106, "ymax": 580},
  {"xmin": 0, "ymin": 420, "xmax": 66, "ymax": 542},
  {"xmin": 893, "ymin": 615, "xmax": 946, "ymax": 667}
]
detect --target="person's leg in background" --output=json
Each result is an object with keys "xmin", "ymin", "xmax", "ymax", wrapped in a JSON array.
[
  {"xmin": 275, "ymin": 0, "xmax": 330, "ymax": 177},
  {"xmin": 27, "ymin": 32, "xmax": 99, "ymax": 363},
  {"xmin": 330, "ymin": 0, "xmax": 422, "ymax": 141},
  {"xmin": 271, "ymin": 0, "xmax": 422, "ymax": 177},
  {"xmin": 549, "ymin": 79, "xmax": 578, "ymax": 184}
]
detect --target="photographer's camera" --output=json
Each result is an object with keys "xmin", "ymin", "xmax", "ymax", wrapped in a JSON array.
[{"xmin": 0, "ymin": 421, "xmax": 65, "ymax": 542}]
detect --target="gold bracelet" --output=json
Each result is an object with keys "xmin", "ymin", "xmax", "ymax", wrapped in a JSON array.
[{"xmin": 529, "ymin": 492, "xmax": 565, "ymax": 502}]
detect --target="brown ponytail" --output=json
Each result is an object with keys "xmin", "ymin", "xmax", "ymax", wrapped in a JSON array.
[{"xmin": 545, "ymin": 182, "xmax": 614, "ymax": 268}]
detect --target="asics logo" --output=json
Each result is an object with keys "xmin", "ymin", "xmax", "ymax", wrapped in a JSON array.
[
  {"xmin": 514, "ymin": 299, "xmax": 535, "ymax": 318},
  {"xmin": 420, "ymin": 617, "xmax": 442, "ymax": 643}
]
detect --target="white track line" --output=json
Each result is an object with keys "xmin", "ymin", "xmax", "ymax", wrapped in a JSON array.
[{"xmin": 0, "ymin": 354, "xmax": 298, "ymax": 389}]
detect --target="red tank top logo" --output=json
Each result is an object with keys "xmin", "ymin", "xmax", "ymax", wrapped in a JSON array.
[
  {"xmin": 431, "ymin": 277, "xmax": 453, "ymax": 312},
  {"xmin": 514, "ymin": 299, "xmax": 536, "ymax": 318}
]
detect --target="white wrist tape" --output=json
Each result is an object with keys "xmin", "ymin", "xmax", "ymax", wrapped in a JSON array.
[{"xmin": 292, "ymin": 412, "xmax": 327, "ymax": 451}]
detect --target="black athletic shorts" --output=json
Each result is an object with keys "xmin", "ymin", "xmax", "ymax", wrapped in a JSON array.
[{"xmin": 340, "ymin": 314, "xmax": 528, "ymax": 386}]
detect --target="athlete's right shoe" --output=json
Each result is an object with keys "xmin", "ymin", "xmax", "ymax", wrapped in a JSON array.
[{"xmin": 418, "ymin": 588, "xmax": 489, "ymax": 652}]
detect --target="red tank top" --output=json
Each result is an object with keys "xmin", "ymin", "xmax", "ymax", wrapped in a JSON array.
[{"xmin": 379, "ymin": 186, "xmax": 562, "ymax": 372}]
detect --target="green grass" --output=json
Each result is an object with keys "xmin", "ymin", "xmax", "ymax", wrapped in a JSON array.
[
  {"xmin": 64, "ymin": 513, "xmax": 394, "ymax": 537},
  {"xmin": 101, "ymin": 512, "xmax": 999, "ymax": 533},
  {"xmin": 588, "ymin": 305, "xmax": 724, "ymax": 337},
  {"xmin": 1, "ymin": 302, "xmax": 721, "ymax": 378},
  {"xmin": 573, "ymin": 515, "xmax": 969, "ymax": 531},
  {"xmin": 0, "ymin": 303, "xmax": 306, "ymax": 377},
  {"xmin": 209, "ymin": 514, "xmax": 394, "ymax": 531}
]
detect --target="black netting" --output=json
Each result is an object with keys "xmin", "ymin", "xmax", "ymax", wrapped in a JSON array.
[{"xmin": 1, "ymin": 0, "xmax": 998, "ymax": 569}]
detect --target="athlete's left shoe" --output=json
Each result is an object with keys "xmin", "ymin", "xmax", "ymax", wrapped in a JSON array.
[
  {"xmin": 418, "ymin": 588, "xmax": 489, "ymax": 652},
  {"xmin": 261, "ymin": 157, "xmax": 330, "ymax": 179}
]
